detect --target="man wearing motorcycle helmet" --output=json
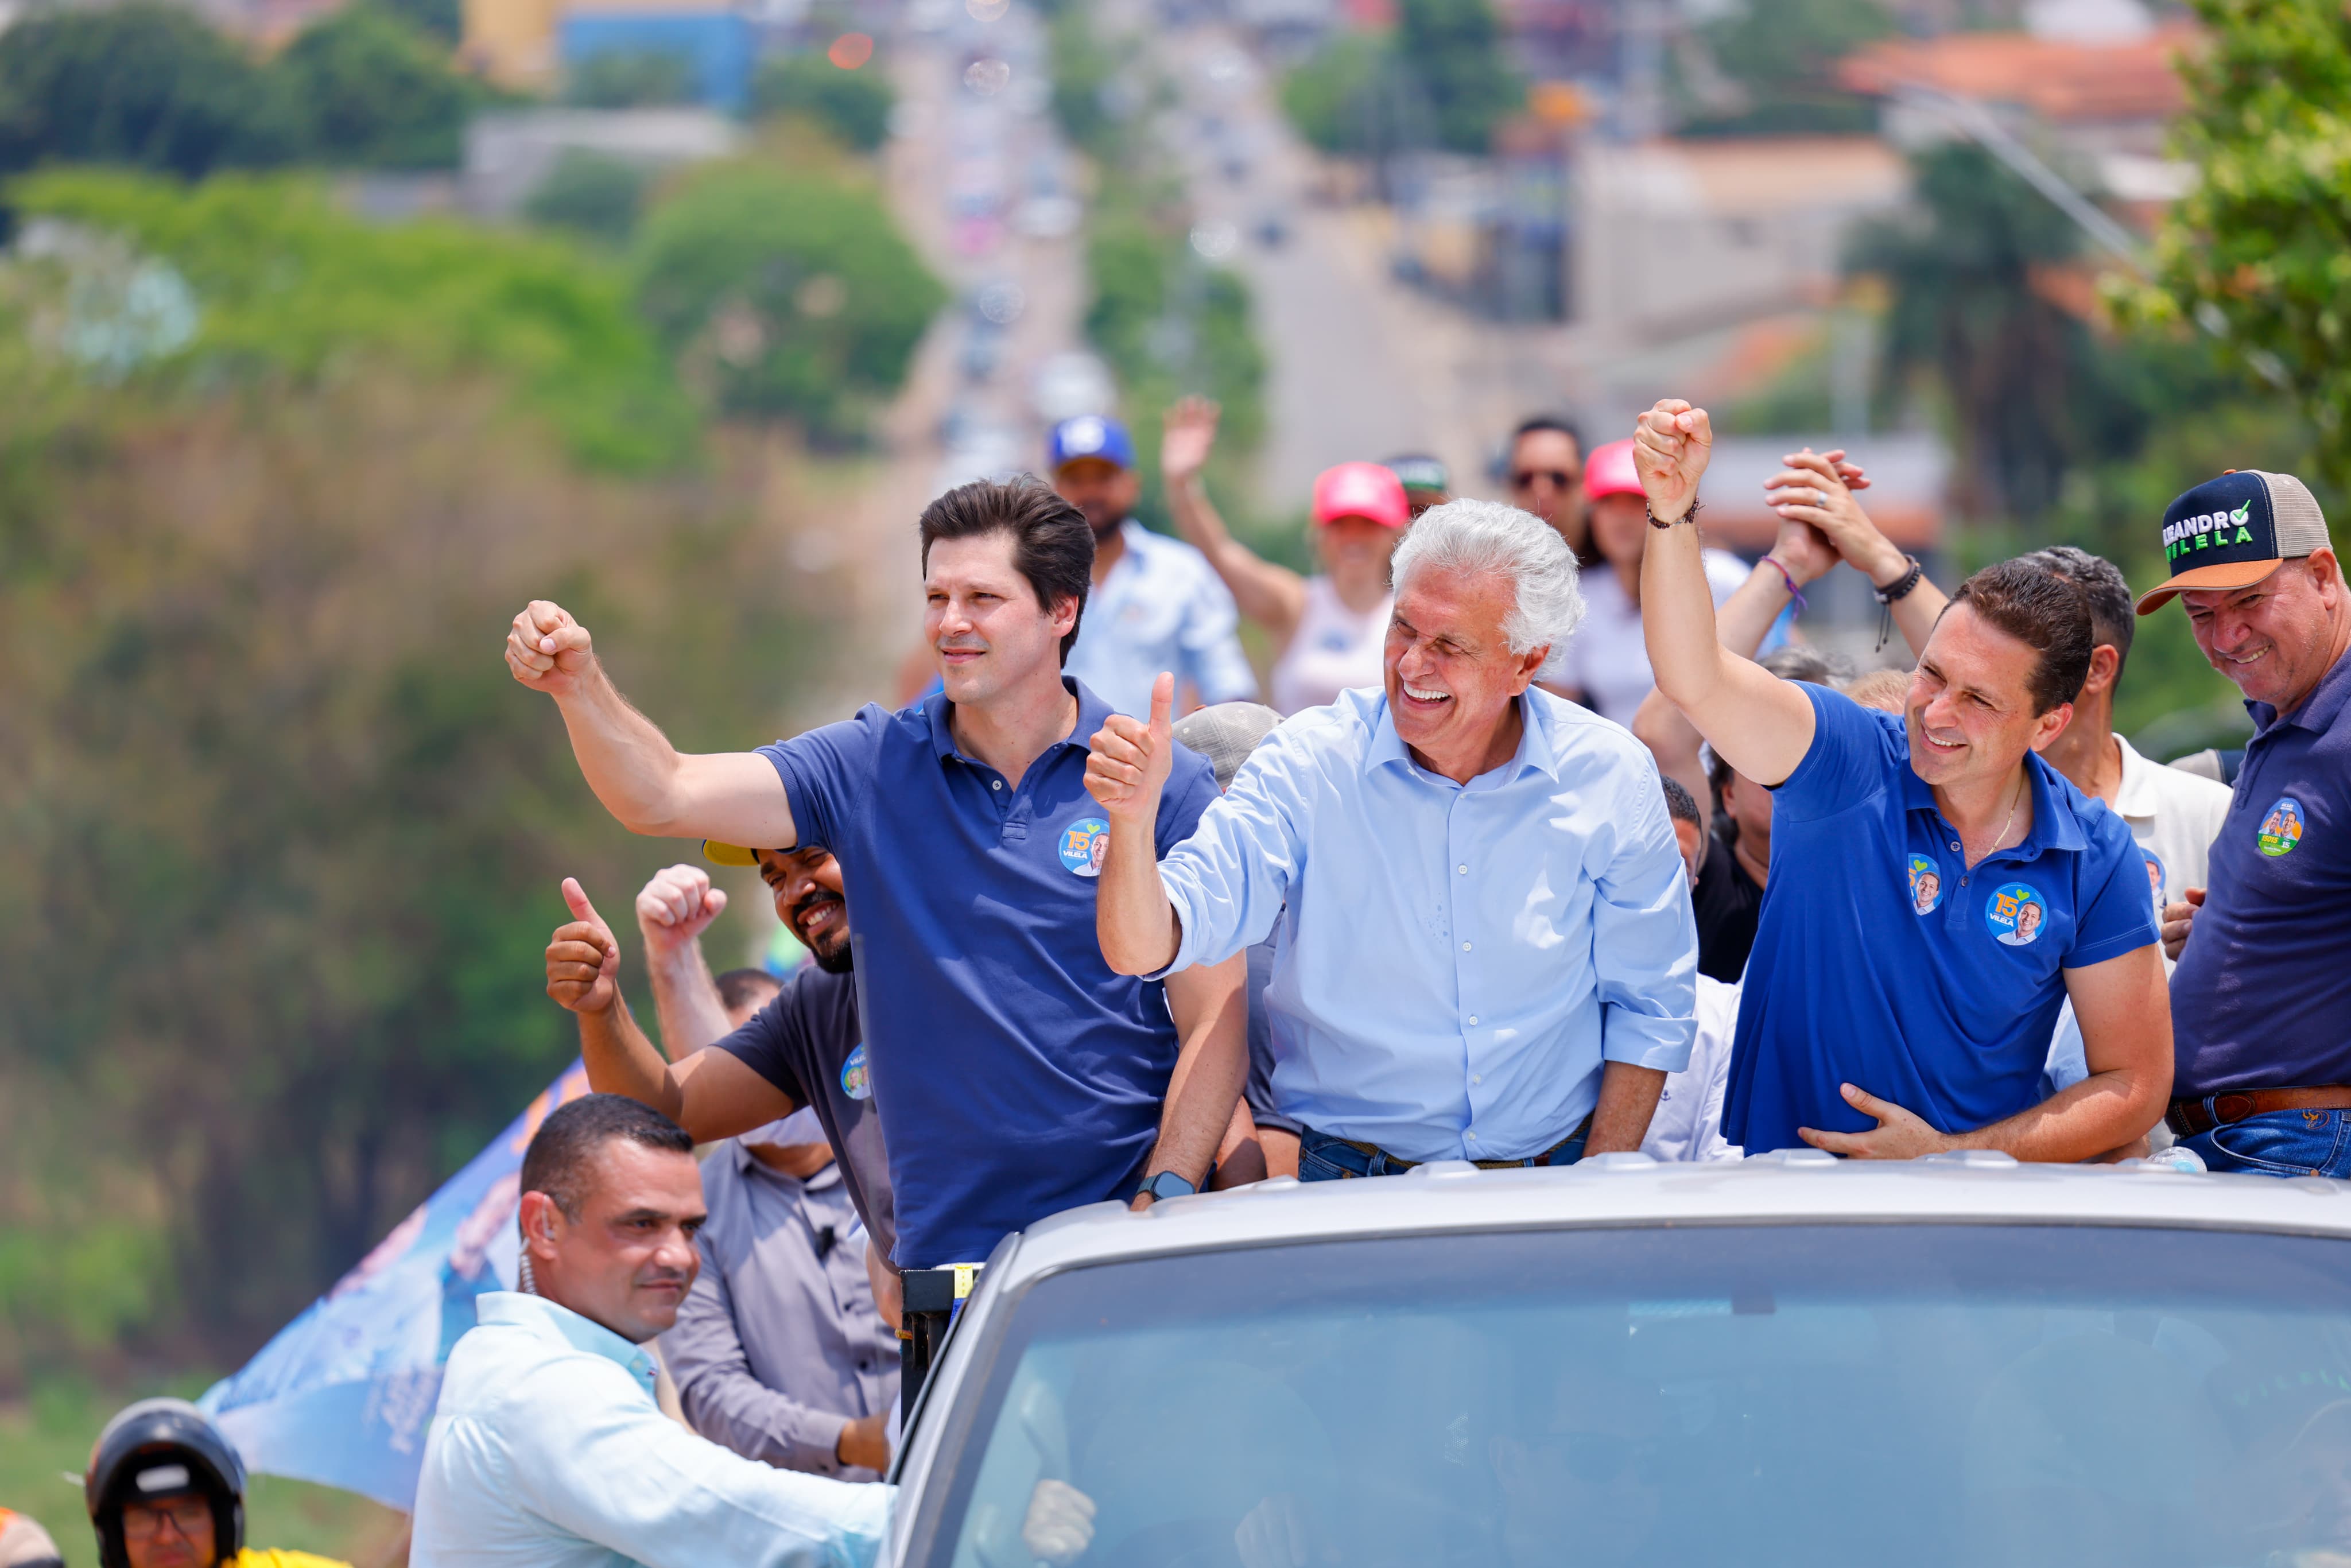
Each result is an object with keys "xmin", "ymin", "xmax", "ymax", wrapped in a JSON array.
[{"xmin": 84, "ymin": 1399, "xmax": 348, "ymax": 1568}]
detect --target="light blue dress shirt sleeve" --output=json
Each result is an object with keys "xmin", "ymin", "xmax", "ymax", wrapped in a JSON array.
[
  {"xmin": 1589, "ymin": 771, "xmax": 1701, "ymax": 1074},
  {"xmin": 1157, "ymin": 734, "xmax": 1312, "ymax": 976},
  {"xmin": 493, "ymin": 1353, "xmax": 891, "ymax": 1568}
]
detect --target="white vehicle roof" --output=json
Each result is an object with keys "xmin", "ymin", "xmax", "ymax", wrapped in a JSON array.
[{"xmin": 996, "ymin": 1152, "xmax": 2351, "ymax": 1292}]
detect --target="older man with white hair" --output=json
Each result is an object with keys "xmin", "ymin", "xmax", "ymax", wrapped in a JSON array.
[{"xmin": 1086, "ymin": 498, "xmax": 1698, "ymax": 1177}]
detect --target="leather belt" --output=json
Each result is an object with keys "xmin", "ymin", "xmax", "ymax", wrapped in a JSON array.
[
  {"xmin": 1330, "ymin": 1114, "xmax": 1593, "ymax": 1171},
  {"xmin": 2167, "ymin": 1086, "xmax": 2351, "ymax": 1137}
]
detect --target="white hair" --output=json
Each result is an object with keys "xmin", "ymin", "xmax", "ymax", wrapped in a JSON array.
[{"xmin": 1389, "ymin": 496, "xmax": 1584, "ymax": 655}]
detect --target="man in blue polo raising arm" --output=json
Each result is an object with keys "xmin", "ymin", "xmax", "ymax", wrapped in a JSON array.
[
  {"xmin": 505, "ymin": 478, "xmax": 1247, "ymax": 1266},
  {"xmin": 1633, "ymin": 398, "xmax": 2170, "ymax": 1160},
  {"xmin": 1087, "ymin": 498, "xmax": 1696, "ymax": 1177}
]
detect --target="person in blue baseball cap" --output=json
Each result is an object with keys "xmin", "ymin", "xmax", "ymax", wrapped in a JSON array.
[{"xmin": 1045, "ymin": 413, "xmax": 1259, "ymax": 719}]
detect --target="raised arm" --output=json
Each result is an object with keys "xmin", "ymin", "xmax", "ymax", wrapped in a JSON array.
[
  {"xmin": 545, "ymin": 878, "xmax": 796, "ymax": 1142},
  {"xmin": 1630, "ymin": 507, "xmax": 1839, "ymax": 816},
  {"xmin": 506, "ymin": 600, "xmax": 796, "ymax": 847},
  {"xmin": 1634, "ymin": 402, "xmax": 1815, "ymax": 787},
  {"xmin": 1766, "ymin": 450, "xmax": 1948, "ymax": 658},
  {"xmin": 1085, "ymin": 676, "xmax": 1187, "ymax": 976},
  {"xmin": 1161, "ymin": 399, "xmax": 1308, "ymax": 647},
  {"xmin": 635, "ymin": 863, "xmax": 738, "ymax": 1058}
]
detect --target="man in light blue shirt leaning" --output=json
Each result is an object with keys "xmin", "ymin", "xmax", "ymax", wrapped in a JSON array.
[
  {"xmin": 410, "ymin": 1093, "xmax": 1091, "ymax": 1568},
  {"xmin": 1049, "ymin": 414, "xmax": 1260, "ymax": 717},
  {"xmin": 1086, "ymin": 498, "xmax": 1697, "ymax": 1175}
]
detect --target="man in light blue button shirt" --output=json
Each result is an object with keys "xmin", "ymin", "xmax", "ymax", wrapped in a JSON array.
[
  {"xmin": 1087, "ymin": 499, "xmax": 1698, "ymax": 1175},
  {"xmin": 412, "ymin": 1094, "xmax": 1092, "ymax": 1568},
  {"xmin": 1049, "ymin": 414, "xmax": 1259, "ymax": 717}
]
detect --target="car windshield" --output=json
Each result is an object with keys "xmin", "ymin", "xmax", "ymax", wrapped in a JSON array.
[{"xmin": 922, "ymin": 1223, "xmax": 2351, "ymax": 1568}]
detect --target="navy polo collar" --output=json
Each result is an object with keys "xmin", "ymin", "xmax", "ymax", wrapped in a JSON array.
[
  {"xmin": 2250, "ymin": 639, "xmax": 2351, "ymax": 736},
  {"xmin": 924, "ymin": 677, "xmax": 1108, "ymax": 767},
  {"xmin": 1898, "ymin": 742, "xmax": 2086, "ymax": 858}
]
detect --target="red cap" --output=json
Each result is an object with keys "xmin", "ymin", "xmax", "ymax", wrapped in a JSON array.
[
  {"xmin": 1311, "ymin": 461, "xmax": 1410, "ymax": 529},
  {"xmin": 1584, "ymin": 437, "xmax": 1643, "ymax": 502}
]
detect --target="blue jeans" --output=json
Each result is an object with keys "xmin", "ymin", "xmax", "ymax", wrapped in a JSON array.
[
  {"xmin": 2181, "ymin": 1105, "xmax": 2351, "ymax": 1179},
  {"xmin": 1297, "ymin": 1120, "xmax": 1590, "ymax": 1181}
]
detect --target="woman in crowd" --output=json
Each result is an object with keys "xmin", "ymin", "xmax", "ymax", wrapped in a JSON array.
[{"xmin": 1161, "ymin": 396, "xmax": 1409, "ymax": 715}]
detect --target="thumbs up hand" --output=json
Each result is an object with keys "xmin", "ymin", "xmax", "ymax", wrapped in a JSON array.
[
  {"xmin": 1085, "ymin": 672, "xmax": 1176, "ymax": 832},
  {"xmin": 546, "ymin": 876, "xmax": 622, "ymax": 1015}
]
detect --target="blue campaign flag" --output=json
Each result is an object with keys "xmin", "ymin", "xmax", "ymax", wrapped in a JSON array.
[{"xmin": 199, "ymin": 1062, "xmax": 592, "ymax": 1511}]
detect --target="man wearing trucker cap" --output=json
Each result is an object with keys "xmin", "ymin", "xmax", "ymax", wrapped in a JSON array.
[
  {"xmin": 2138, "ymin": 469, "xmax": 2351, "ymax": 1176},
  {"xmin": 1048, "ymin": 413, "xmax": 1259, "ymax": 718}
]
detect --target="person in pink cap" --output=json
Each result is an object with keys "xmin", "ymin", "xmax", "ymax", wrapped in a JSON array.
[
  {"xmin": 1159, "ymin": 395, "xmax": 1411, "ymax": 714},
  {"xmin": 1542, "ymin": 436, "xmax": 1755, "ymax": 727}
]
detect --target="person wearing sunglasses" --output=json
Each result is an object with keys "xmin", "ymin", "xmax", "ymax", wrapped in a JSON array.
[
  {"xmin": 84, "ymin": 1399, "xmax": 349, "ymax": 1568},
  {"xmin": 1504, "ymin": 415, "xmax": 1590, "ymax": 568}
]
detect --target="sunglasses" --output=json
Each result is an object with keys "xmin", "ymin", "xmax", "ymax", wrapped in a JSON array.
[{"xmin": 1511, "ymin": 468, "xmax": 1577, "ymax": 490}]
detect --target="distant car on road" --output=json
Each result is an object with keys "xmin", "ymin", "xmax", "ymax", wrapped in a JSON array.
[{"xmin": 886, "ymin": 1154, "xmax": 2351, "ymax": 1568}]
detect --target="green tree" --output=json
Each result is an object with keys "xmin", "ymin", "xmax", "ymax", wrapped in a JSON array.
[
  {"xmin": 629, "ymin": 161, "xmax": 944, "ymax": 443},
  {"xmin": 1395, "ymin": 0, "xmax": 1520, "ymax": 154},
  {"xmin": 378, "ymin": 0, "xmax": 461, "ymax": 46},
  {"xmin": 272, "ymin": 4, "xmax": 480, "ymax": 169},
  {"xmin": 0, "ymin": 3, "xmax": 288, "ymax": 178},
  {"xmin": 1278, "ymin": 32, "xmax": 1387, "ymax": 157},
  {"xmin": 2132, "ymin": 0, "xmax": 2351, "ymax": 482},
  {"xmin": 565, "ymin": 48, "xmax": 697, "ymax": 108},
  {"xmin": 14, "ymin": 168, "xmax": 699, "ymax": 472},
  {"xmin": 751, "ymin": 52, "xmax": 894, "ymax": 152},
  {"xmin": 525, "ymin": 149, "xmax": 649, "ymax": 244},
  {"xmin": 1680, "ymin": 0, "xmax": 1890, "ymax": 137},
  {"xmin": 1848, "ymin": 143, "xmax": 2111, "ymax": 521}
]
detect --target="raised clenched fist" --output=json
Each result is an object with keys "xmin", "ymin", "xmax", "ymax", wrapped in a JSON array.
[
  {"xmin": 506, "ymin": 600, "xmax": 597, "ymax": 698},
  {"xmin": 1085, "ymin": 672, "xmax": 1176, "ymax": 833},
  {"xmin": 546, "ymin": 877, "xmax": 621, "ymax": 1015},
  {"xmin": 1631, "ymin": 399, "xmax": 1713, "ymax": 524},
  {"xmin": 635, "ymin": 864, "xmax": 728, "ymax": 961}
]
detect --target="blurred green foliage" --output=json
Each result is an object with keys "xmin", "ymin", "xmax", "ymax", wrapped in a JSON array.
[
  {"xmin": 1042, "ymin": 3, "xmax": 1124, "ymax": 164},
  {"xmin": 0, "ymin": 1, "xmax": 487, "ymax": 176},
  {"xmin": 14, "ymin": 169, "xmax": 700, "ymax": 472},
  {"xmin": 629, "ymin": 161, "xmax": 944, "ymax": 445},
  {"xmin": 1278, "ymin": 32, "xmax": 1387, "ymax": 158},
  {"xmin": 752, "ymin": 53, "xmax": 895, "ymax": 152},
  {"xmin": 2129, "ymin": 0, "xmax": 2351, "ymax": 486},
  {"xmin": 1677, "ymin": 0, "xmax": 1889, "ymax": 137},
  {"xmin": 524, "ymin": 150, "xmax": 650, "ymax": 246},
  {"xmin": 565, "ymin": 48, "xmax": 697, "ymax": 108},
  {"xmin": 1280, "ymin": 0, "xmax": 1520, "ymax": 158}
]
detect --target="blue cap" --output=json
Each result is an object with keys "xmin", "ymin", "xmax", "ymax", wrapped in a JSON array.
[{"xmin": 1047, "ymin": 415, "xmax": 1134, "ymax": 472}]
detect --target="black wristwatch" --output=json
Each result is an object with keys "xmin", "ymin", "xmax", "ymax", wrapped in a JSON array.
[{"xmin": 1136, "ymin": 1170, "xmax": 1198, "ymax": 1205}]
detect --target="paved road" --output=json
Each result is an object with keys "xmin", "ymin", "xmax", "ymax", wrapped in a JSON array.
[{"xmin": 1158, "ymin": 22, "xmax": 1584, "ymax": 512}]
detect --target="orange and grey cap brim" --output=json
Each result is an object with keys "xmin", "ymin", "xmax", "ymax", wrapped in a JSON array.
[
  {"xmin": 2134, "ymin": 557, "xmax": 2286, "ymax": 615},
  {"xmin": 702, "ymin": 840, "xmax": 761, "ymax": 867}
]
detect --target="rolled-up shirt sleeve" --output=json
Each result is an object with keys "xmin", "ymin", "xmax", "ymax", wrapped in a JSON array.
[
  {"xmin": 1592, "ymin": 764, "xmax": 1700, "ymax": 1074},
  {"xmin": 664, "ymin": 1232, "xmax": 852, "ymax": 1477},
  {"xmin": 1153, "ymin": 742, "xmax": 1307, "ymax": 977},
  {"xmin": 500, "ymin": 1356, "xmax": 893, "ymax": 1568}
]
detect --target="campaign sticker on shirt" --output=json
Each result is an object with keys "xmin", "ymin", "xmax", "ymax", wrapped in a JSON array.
[
  {"xmin": 1060, "ymin": 817, "xmax": 1111, "ymax": 878},
  {"xmin": 2257, "ymin": 796, "xmax": 2306, "ymax": 858},
  {"xmin": 2140, "ymin": 847, "xmax": 2167, "ymax": 913},
  {"xmin": 840, "ymin": 1042, "xmax": 871, "ymax": 1102},
  {"xmin": 1906, "ymin": 855, "xmax": 1945, "ymax": 915},
  {"xmin": 1984, "ymin": 882, "xmax": 2049, "ymax": 947}
]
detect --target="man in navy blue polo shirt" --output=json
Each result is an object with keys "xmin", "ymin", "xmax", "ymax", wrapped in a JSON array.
[
  {"xmin": 506, "ymin": 478, "xmax": 1246, "ymax": 1268},
  {"xmin": 1633, "ymin": 398, "xmax": 2170, "ymax": 1160},
  {"xmin": 2136, "ymin": 470, "xmax": 2351, "ymax": 1175}
]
